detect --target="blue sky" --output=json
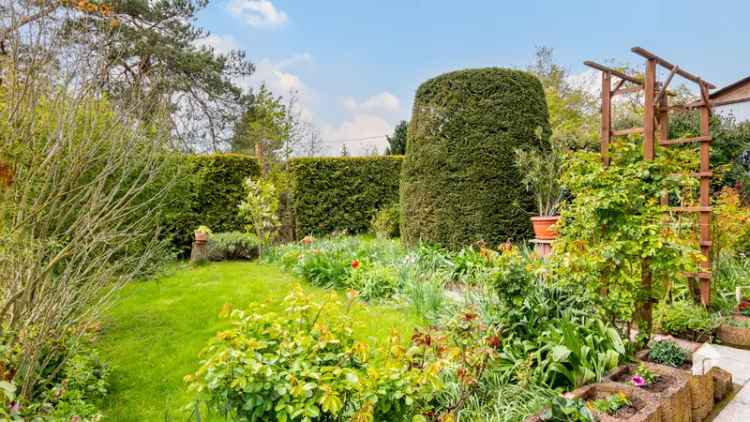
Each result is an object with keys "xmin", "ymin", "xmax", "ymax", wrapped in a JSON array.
[{"xmin": 196, "ymin": 0, "xmax": 750, "ymax": 155}]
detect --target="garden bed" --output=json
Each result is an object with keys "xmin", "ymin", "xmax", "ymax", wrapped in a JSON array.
[
  {"xmin": 565, "ymin": 383, "xmax": 661, "ymax": 422},
  {"xmin": 606, "ymin": 362, "xmax": 691, "ymax": 422},
  {"xmin": 636, "ymin": 348, "xmax": 716, "ymax": 421},
  {"xmin": 717, "ymin": 315, "xmax": 750, "ymax": 347}
]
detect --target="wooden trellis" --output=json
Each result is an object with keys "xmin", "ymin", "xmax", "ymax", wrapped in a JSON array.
[{"xmin": 585, "ymin": 47, "xmax": 750, "ymax": 306}]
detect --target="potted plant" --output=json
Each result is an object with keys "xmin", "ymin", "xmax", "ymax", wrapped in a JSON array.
[
  {"xmin": 195, "ymin": 225, "xmax": 212, "ymax": 243},
  {"xmin": 514, "ymin": 137, "xmax": 565, "ymax": 240}
]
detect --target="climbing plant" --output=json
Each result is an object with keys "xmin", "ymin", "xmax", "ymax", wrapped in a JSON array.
[{"xmin": 551, "ymin": 140, "xmax": 703, "ymax": 339}]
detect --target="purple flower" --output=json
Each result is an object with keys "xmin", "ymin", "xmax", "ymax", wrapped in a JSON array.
[
  {"xmin": 631, "ymin": 375, "xmax": 646, "ymax": 387},
  {"xmin": 9, "ymin": 402, "xmax": 20, "ymax": 413}
]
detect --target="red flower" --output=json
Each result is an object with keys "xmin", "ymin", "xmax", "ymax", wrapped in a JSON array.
[
  {"xmin": 462, "ymin": 312, "xmax": 478, "ymax": 322},
  {"xmin": 351, "ymin": 259, "xmax": 360, "ymax": 269},
  {"xmin": 486, "ymin": 335, "xmax": 501, "ymax": 349}
]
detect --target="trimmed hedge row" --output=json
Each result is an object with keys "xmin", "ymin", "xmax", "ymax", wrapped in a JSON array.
[
  {"xmin": 164, "ymin": 154, "xmax": 261, "ymax": 255},
  {"xmin": 401, "ymin": 68, "xmax": 550, "ymax": 249},
  {"xmin": 289, "ymin": 156, "xmax": 402, "ymax": 237}
]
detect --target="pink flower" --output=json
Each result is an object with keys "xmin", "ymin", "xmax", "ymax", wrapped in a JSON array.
[{"xmin": 631, "ymin": 375, "xmax": 646, "ymax": 387}]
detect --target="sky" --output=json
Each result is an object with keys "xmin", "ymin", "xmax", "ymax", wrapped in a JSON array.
[{"xmin": 196, "ymin": 0, "xmax": 750, "ymax": 155}]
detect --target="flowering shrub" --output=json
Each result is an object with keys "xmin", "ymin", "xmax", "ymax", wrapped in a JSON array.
[
  {"xmin": 631, "ymin": 364, "xmax": 656, "ymax": 387},
  {"xmin": 186, "ymin": 288, "xmax": 444, "ymax": 421}
]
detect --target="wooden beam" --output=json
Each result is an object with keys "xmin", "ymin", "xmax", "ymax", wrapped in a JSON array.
[
  {"xmin": 656, "ymin": 65, "xmax": 678, "ymax": 105},
  {"xmin": 612, "ymin": 86, "xmax": 642, "ymax": 96},
  {"xmin": 601, "ymin": 72, "xmax": 612, "ymax": 167},
  {"xmin": 584, "ymin": 61, "xmax": 643, "ymax": 86},
  {"xmin": 631, "ymin": 47, "xmax": 716, "ymax": 89},
  {"xmin": 659, "ymin": 135, "xmax": 712, "ymax": 146},
  {"xmin": 669, "ymin": 172, "xmax": 714, "ymax": 178},
  {"xmin": 644, "ymin": 59, "xmax": 656, "ymax": 160},
  {"xmin": 688, "ymin": 95, "xmax": 750, "ymax": 109},
  {"xmin": 672, "ymin": 206, "xmax": 712, "ymax": 212},
  {"xmin": 699, "ymin": 104, "xmax": 712, "ymax": 305},
  {"xmin": 612, "ymin": 127, "xmax": 644, "ymax": 137},
  {"xmin": 684, "ymin": 272, "xmax": 713, "ymax": 279},
  {"xmin": 610, "ymin": 78, "xmax": 626, "ymax": 96}
]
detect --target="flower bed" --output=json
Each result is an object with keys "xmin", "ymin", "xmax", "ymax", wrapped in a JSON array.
[
  {"xmin": 606, "ymin": 362, "xmax": 690, "ymax": 422},
  {"xmin": 636, "ymin": 347, "xmax": 714, "ymax": 422},
  {"xmin": 565, "ymin": 383, "xmax": 661, "ymax": 422}
]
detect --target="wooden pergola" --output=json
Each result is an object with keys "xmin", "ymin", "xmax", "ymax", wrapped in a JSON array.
[{"xmin": 585, "ymin": 47, "xmax": 750, "ymax": 307}]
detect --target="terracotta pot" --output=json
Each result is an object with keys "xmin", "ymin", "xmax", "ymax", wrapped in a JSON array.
[
  {"xmin": 531, "ymin": 216, "xmax": 560, "ymax": 240},
  {"xmin": 194, "ymin": 231, "xmax": 209, "ymax": 242}
]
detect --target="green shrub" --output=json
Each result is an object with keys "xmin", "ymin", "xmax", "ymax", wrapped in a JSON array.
[
  {"xmin": 186, "ymin": 289, "xmax": 442, "ymax": 421},
  {"xmin": 401, "ymin": 68, "xmax": 550, "ymax": 249},
  {"xmin": 370, "ymin": 203, "xmax": 400, "ymax": 239},
  {"xmin": 207, "ymin": 232, "xmax": 258, "ymax": 261},
  {"xmin": 348, "ymin": 262, "xmax": 400, "ymax": 301},
  {"xmin": 296, "ymin": 249, "xmax": 353, "ymax": 289},
  {"xmin": 289, "ymin": 156, "xmax": 402, "ymax": 237},
  {"xmin": 163, "ymin": 154, "xmax": 261, "ymax": 255},
  {"xmin": 648, "ymin": 340, "xmax": 688, "ymax": 368},
  {"xmin": 655, "ymin": 301, "xmax": 720, "ymax": 342}
]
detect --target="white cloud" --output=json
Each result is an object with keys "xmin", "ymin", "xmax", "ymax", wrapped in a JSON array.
[
  {"xmin": 342, "ymin": 92, "xmax": 401, "ymax": 114},
  {"xmin": 194, "ymin": 34, "xmax": 240, "ymax": 55},
  {"xmin": 321, "ymin": 114, "xmax": 394, "ymax": 156},
  {"xmin": 278, "ymin": 52, "xmax": 313, "ymax": 69},
  {"xmin": 566, "ymin": 69, "xmax": 600, "ymax": 96},
  {"xmin": 227, "ymin": 0, "xmax": 288, "ymax": 28}
]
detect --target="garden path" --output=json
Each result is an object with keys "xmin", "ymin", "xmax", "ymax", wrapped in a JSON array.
[{"xmin": 695, "ymin": 343, "xmax": 750, "ymax": 421}]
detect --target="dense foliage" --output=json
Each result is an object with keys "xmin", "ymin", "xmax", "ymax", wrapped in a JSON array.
[
  {"xmin": 552, "ymin": 140, "xmax": 703, "ymax": 336},
  {"xmin": 165, "ymin": 154, "xmax": 261, "ymax": 254},
  {"xmin": 187, "ymin": 289, "xmax": 443, "ymax": 421},
  {"xmin": 385, "ymin": 121, "xmax": 408, "ymax": 155},
  {"xmin": 207, "ymin": 232, "xmax": 259, "ymax": 261},
  {"xmin": 654, "ymin": 301, "xmax": 719, "ymax": 342},
  {"xmin": 370, "ymin": 203, "xmax": 401, "ymax": 239},
  {"xmin": 648, "ymin": 340, "xmax": 689, "ymax": 368},
  {"xmin": 289, "ymin": 157, "xmax": 402, "ymax": 237},
  {"xmin": 401, "ymin": 67, "xmax": 551, "ymax": 249}
]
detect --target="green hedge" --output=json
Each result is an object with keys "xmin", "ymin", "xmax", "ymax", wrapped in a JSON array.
[
  {"xmin": 401, "ymin": 68, "xmax": 550, "ymax": 249},
  {"xmin": 289, "ymin": 157, "xmax": 402, "ymax": 237},
  {"xmin": 164, "ymin": 154, "xmax": 260, "ymax": 255}
]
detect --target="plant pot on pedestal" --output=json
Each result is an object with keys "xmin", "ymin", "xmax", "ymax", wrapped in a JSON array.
[
  {"xmin": 531, "ymin": 215, "xmax": 560, "ymax": 240},
  {"xmin": 529, "ymin": 215, "xmax": 559, "ymax": 259},
  {"xmin": 191, "ymin": 231, "xmax": 210, "ymax": 263}
]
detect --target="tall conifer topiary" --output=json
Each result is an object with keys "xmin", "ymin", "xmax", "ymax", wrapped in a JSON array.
[{"xmin": 401, "ymin": 68, "xmax": 550, "ymax": 249}]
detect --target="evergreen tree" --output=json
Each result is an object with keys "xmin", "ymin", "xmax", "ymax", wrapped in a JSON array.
[{"xmin": 385, "ymin": 121, "xmax": 408, "ymax": 155}]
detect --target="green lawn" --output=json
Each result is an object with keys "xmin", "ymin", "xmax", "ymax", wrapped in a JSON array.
[{"xmin": 98, "ymin": 261, "xmax": 422, "ymax": 421}]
